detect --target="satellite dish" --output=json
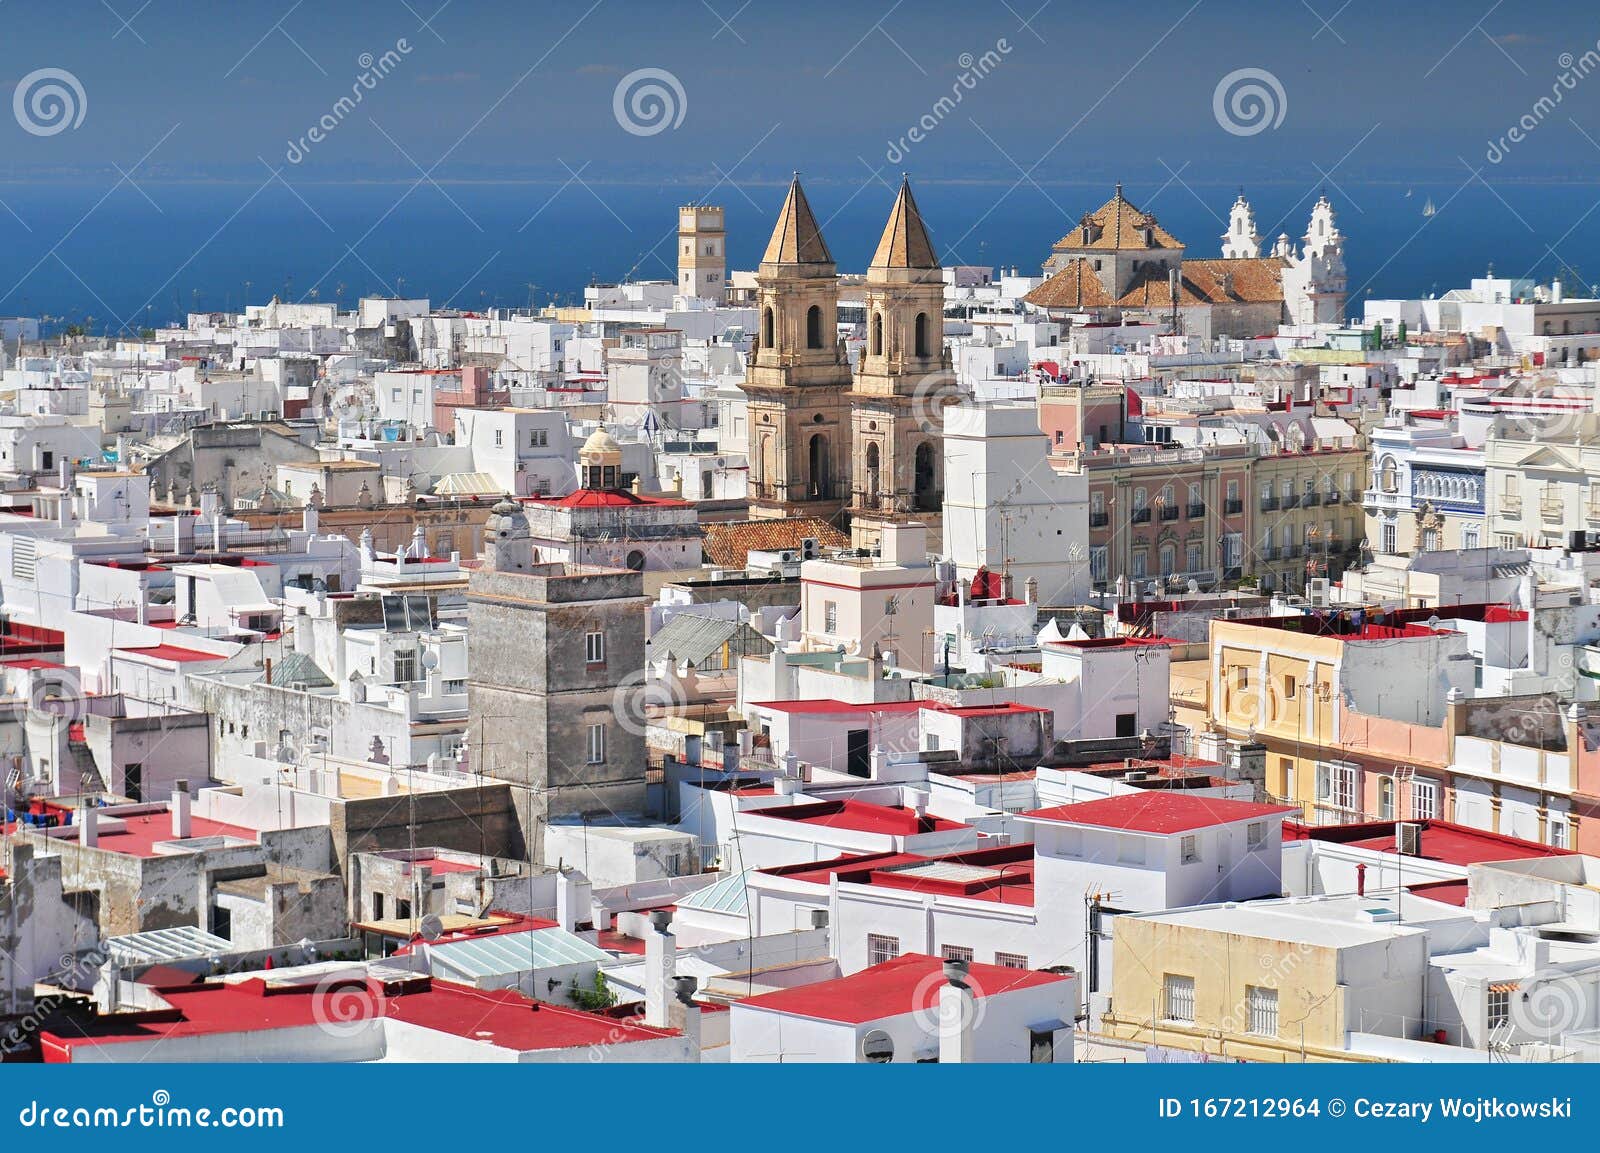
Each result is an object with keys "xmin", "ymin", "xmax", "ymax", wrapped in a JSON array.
[
  {"xmin": 418, "ymin": 914, "xmax": 445, "ymax": 942},
  {"xmin": 860, "ymin": 1028, "xmax": 895, "ymax": 1064}
]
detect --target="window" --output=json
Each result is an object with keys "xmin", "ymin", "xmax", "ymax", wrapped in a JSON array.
[
  {"xmin": 1246, "ymin": 821, "xmax": 1265, "ymax": 849},
  {"xmin": 1381, "ymin": 521, "xmax": 1397, "ymax": 553},
  {"xmin": 1551, "ymin": 821, "xmax": 1569, "ymax": 849},
  {"xmin": 867, "ymin": 933, "xmax": 901, "ymax": 966},
  {"xmin": 823, "ymin": 601, "xmax": 838, "ymax": 633},
  {"xmin": 584, "ymin": 630, "xmax": 605, "ymax": 664},
  {"xmin": 1463, "ymin": 526, "xmax": 1480, "ymax": 550},
  {"xmin": 586, "ymin": 723, "xmax": 606, "ymax": 764},
  {"xmin": 1179, "ymin": 834, "xmax": 1199, "ymax": 864},
  {"xmin": 1029, "ymin": 1027, "xmax": 1057, "ymax": 1063},
  {"xmin": 494, "ymin": 429, "xmax": 503, "ymax": 447},
  {"xmin": 1163, "ymin": 975, "xmax": 1195, "ymax": 1023},
  {"xmin": 1316, "ymin": 760, "xmax": 1358, "ymax": 815},
  {"xmin": 1233, "ymin": 665, "xmax": 1250, "ymax": 690},
  {"xmin": 444, "ymin": 678, "xmax": 466, "ymax": 694},
  {"xmin": 1412, "ymin": 777, "xmax": 1439, "ymax": 820},
  {"xmin": 1247, "ymin": 986, "xmax": 1279, "ymax": 1036},
  {"xmin": 1487, "ymin": 987, "xmax": 1510, "ymax": 1029},
  {"xmin": 372, "ymin": 893, "xmax": 384, "ymax": 920},
  {"xmin": 806, "ymin": 304, "xmax": 823, "ymax": 349},
  {"xmin": 1283, "ymin": 675, "xmax": 1297, "ymax": 700},
  {"xmin": 530, "ymin": 428, "xmax": 548, "ymax": 448},
  {"xmin": 1422, "ymin": 528, "xmax": 1440, "ymax": 552},
  {"xmin": 941, "ymin": 944, "xmax": 974, "ymax": 964},
  {"xmin": 1378, "ymin": 776, "xmax": 1395, "ymax": 819},
  {"xmin": 994, "ymin": 952, "xmax": 1028, "ymax": 969},
  {"xmin": 393, "ymin": 649, "xmax": 418, "ymax": 683}
]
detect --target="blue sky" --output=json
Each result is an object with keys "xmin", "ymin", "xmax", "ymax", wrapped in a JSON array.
[{"xmin": 4, "ymin": 0, "xmax": 1600, "ymax": 186}]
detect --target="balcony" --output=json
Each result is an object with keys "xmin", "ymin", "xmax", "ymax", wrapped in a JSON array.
[
  {"xmin": 1323, "ymin": 490, "xmax": 1341, "ymax": 505},
  {"xmin": 1587, "ymin": 503, "xmax": 1600, "ymax": 524},
  {"xmin": 1541, "ymin": 499, "xmax": 1565, "ymax": 523},
  {"xmin": 1302, "ymin": 492, "xmax": 1322, "ymax": 507},
  {"xmin": 1160, "ymin": 505, "xmax": 1180, "ymax": 522},
  {"xmin": 1281, "ymin": 493, "xmax": 1301, "ymax": 509},
  {"xmin": 1131, "ymin": 507, "xmax": 1151, "ymax": 524},
  {"xmin": 1224, "ymin": 499, "xmax": 1243, "ymax": 515},
  {"xmin": 1500, "ymin": 495, "xmax": 1522, "ymax": 515},
  {"xmin": 1259, "ymin": 545, "xmax": 1279, "ymax": 561},
  {"xmin": 1186, "ymin": 502, "xmax": 1205, "ymax": 519},
  {"xmin": 1259, "ymin": 496, "xmax": 1279, "ymax": 512},
  {"xmin": 1089, "ymin": 512, "xmax": 1109, "ymax": 528}
]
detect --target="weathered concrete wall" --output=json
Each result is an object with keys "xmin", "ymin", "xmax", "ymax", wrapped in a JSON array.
[{"xmin": 331, "ymin": 784, "xmax": 520, "ymax": 866}]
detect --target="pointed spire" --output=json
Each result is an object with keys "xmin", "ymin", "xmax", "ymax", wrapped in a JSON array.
[
  {"xmin": 870, "ymin": 177, "xmax": 939, "ymax": 270},
  {"xmin": 761, "ymin": 175, "xmax": 833, "ymax": 266}
]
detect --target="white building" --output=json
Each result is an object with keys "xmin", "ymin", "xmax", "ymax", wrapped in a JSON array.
[{"xmin": 942, "ymin": 400, "xmax": 1090, "ymax": 608}]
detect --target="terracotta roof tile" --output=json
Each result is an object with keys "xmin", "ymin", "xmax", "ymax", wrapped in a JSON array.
[
  {"xmin": 703, "ymin": 518, "xmax": 848, "ymax": 568},
  {"xmin": 1024, "ymin": 259, "xmax": 1115, "ymax": 309},
  {"xmin": 1052, "ymin": 187, "xmax": 1183, "ymax": 252},
  {"xmin": 1117, "ymin": 257, "xmax": 1287, "ymax": 308}
]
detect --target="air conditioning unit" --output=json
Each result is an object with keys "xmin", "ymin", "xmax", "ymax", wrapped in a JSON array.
[
  {"xmin": 800, "ymin": 536, "xmax": 820, "ymax": 560},
  {"xmin": 1396, "ymin": 821, "xmax": 1423, "ymax": 856}
]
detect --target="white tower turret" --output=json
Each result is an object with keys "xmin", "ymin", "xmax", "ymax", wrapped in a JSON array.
[{"xmin": 1221, "ymin": 191, "xmax": 1261, "ymax": 259}]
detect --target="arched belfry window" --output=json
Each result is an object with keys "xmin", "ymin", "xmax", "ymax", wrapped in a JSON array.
[
  {"xmin": 762, "ymin": 307, "xmax": 775, "ymax": 349},
  {"xmin": 806, "ymin": 305, "xmax": 824, "ymax": 350},
  {"xmin": 914, "ymin": 313, "xmax": 929, "ymax": 358}
]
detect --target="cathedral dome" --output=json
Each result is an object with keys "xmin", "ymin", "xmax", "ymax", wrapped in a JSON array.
[{"xmin": 579, "ymin": 429, "xmax": 623, "ymax": 466}]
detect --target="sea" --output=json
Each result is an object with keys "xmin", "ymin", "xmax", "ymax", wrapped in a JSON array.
[{"xmin": 0, "ymin": 177, "xmax": 1596, "ymax": 331}]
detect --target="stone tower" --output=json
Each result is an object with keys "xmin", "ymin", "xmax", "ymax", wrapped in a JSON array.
[
  {"xmin": 677, "ymin": 203, "xmax": 726, "ymax": 301},
  {"xmin": 848, "ymin": 178, "xmax": 958, "ymax": 552},
  {"xmin": 744, "ymin": 176, "xmax": 851, "ymax": 522}
]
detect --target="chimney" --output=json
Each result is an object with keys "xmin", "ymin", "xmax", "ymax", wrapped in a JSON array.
[
  {"xmin": 672, "ymin": 975, "xmax": 702, "ymax": 1062},
  {"xmin": 556, "ymin": 869, "xmax": 592, "ymax": 933},
  {"xmin": 78, "ymin": 804, "xmax": 98, "ymax": 848},
  {"xmin": 171, "ymin": 779, "xmax": 192, "ymax": 838},
  {"xmin": 937, "ymin": 959, "xmax": 976, "ymax": 1063},
  {"xmin": 643, "ymin": 910, "xmax": 676, "ymax": 1028}
]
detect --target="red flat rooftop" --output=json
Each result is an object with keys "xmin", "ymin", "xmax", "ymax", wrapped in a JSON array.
[
  {"xmin": 1024, "ymin": 792, "xmax": 1297, "ymax": 834},
  {"xmin": 3, "ymin": 810, "xmax": 257, "ymax": 858},
  {"xmin": 41, "ymin": 976, "xmax": 676, "ymax": 1059},
  {"xmin": 760, "ymin": 799, "xmax": 967, "ymax": 837},
  {"xmin": 116, "ymin": 643, "xmax": 226, "ymax": 664},
  {"xmin": 739, "ymin": 954, "xmax": 1069, "ymax": 1025},
  {"xmin": 1283, "ymin": 818, "xmax": 1570, "ymax": 865}
]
